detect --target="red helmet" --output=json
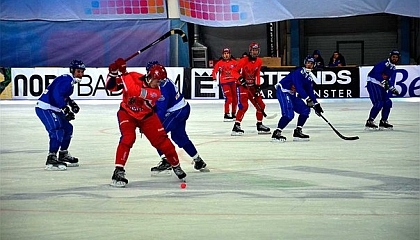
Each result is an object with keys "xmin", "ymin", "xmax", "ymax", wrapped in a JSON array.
[
  {"xmin": 222, "ymin": 47, "xmax": 231, "ymax": 54},
  {"xmin": 147, "ymin": 64, "xmax": 167, "ymax": 83},
  {"xmin": 222, "ymin": 47, "xmax": 231, "ymax": 60},
  {"xmin": 249, "ymin": 42, "xmax": 260, "ymax": 57}
]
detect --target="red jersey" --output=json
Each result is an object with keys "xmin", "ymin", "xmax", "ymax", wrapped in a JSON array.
[
  {"xmin": 233, "ymin": 57, "xmax": 263, "ymax": 86},
  {"xmin": 107, "ymin": 72, "xmax": 161, "ymax": 120},
  {"xmin": 212, "ymin": 58, "xmax": 238, "ymax": 84}
]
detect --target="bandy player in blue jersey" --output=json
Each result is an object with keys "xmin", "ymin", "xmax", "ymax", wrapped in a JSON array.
[
  {"xmin": 365, "ymin": 49, "xmax": 400, "ymax": 130},
  {"xmin": 35, "ymin": 60, "xmax": 85, "ymax": 170},
  {"xmin": 272, "ymin": 56, "xmax": 324, "ymax": 142},
  {"xmin": 146, "ymin": 61, "xmax": 209, "ymax": 175}
]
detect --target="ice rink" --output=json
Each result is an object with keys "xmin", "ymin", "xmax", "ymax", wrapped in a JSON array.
[{"xmin": 1, "ymin": 98, "xmax": 419, "ymax": 240}]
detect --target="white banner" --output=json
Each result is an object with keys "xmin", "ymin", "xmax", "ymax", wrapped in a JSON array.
[
  {"xmin": 11, "ymin": 67, "xmax": 185, "ymax": 100},
  {"xmin": 179, "ymin": 0, "xmax": 419, "ymax": 27},
  {"xmin": 191, "ymin": 68, "xmax": 219, "ymax": 99},
  {"xmin": 1, "ymin": 0, "xmax": 167, "ymax": 21},
  {"xmin": 359, "ymin": 65, "xmax": 420, "ymax": 98}
]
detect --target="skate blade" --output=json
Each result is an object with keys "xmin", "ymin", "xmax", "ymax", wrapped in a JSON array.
[
  {"xmin": 223, "ymin": 119, "xmax": 234, "ymax": 122},
  {"xmin": 231, "ymin": 131, "xmax": 244, "ymax": 136},
  {"xmin": 258, "ymin": 131, "xmax": 271, "ymax": 134},
  {"xmin": 198, "ymin": 168, "xmax": 210, "ymax": 172},
  {"xmin": 151, "ymin": 170, "xmax": 172, "ymax": 177},
  {"xmin": 271, "ymin": 138, "xmax": 286, "ymax": 143},
  {"xmin": 45, "ymin": 164, "xmax": 67, "ymax": 171},
  {"xmin": 364, "ymin": 127, "xmax": 379, "ymax": 131},
  {"xmin": 110, "ymin": 180, "xmax": 127, "ymax": 188},
  {"xmin": 66, "ymin": 163, "xmax": 79, "ymax": 167},
  {"xmin": 293, "ymin": 137, "xmax": 310, "ymax": 142},
  {"xmin": 379, "ymin": 127, "xmax": 393, "ymax": 131}
]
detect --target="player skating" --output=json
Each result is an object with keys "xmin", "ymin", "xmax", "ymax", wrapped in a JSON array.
[
  {"xmin": 35, "ymin": 60, "xmax": 84, "ymax": 170},
  {"xmin": 272, "ymin": 56, "xmax": 324, "ymax": 142},
  {"xmin": 105, "ymin": 59, "xmax": 187, "ymax": 187},
  {"xmin": 211, "ymin": 48, "xmax": 238, "ymax": 121},
  {"xmin": 365, "ymin": 49, "xmax": 400, "ymax": 130},
  {"xmin": 145, "ymin": 61, "xmax": 209, "ymax": 175},
  {"xmin": 230, "ymin": 42, "xmax": 271, "ymax": 136}
]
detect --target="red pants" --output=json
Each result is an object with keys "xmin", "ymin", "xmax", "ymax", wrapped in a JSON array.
[
  {"xmin": 221, "ymin": 82, "xmax": 237, "ymax": 115},
  {"xmin": 235, "ymin": 85, "xmax": 265, "ymax": 122},
  {"xmin": 115, "ymin": 109, "xmax": 180, "ymax": 167}
]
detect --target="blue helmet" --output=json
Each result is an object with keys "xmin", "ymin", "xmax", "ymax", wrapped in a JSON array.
[
  {"xmin": 389, "ymin": 49, "xmax": 400, "ymax": 57},
  {"xmin": 69, "ymin": 60, "xmax": 86, "ymax": 73},
  {"xmin": 304, "ymin": 55, "xmax": 315, "ymax": 65},
  {"xmin": 146, "ymin": 61, "xmax": 160, "ymax": 72}
]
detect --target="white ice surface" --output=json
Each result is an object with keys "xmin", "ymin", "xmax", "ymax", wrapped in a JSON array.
[{"xmin": 0, "ymin": 98, "xmax": 419, "ymax": 240}]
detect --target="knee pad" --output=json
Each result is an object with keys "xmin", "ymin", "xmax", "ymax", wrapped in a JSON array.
[
  {"xmin": 384, "ymin": 99, "xmax": 392, "ymax": 109},
  {"xmin": 63, "ymin": 124, "xmax": 74, "ymax": 140},
  {"xmin": 171, "ymin": 134, "xmax": 189, "ymax": 148},
  {"xmin": 120, "ymin": 134, "xmax": 136, "ymax": 148},
  {"xmin": 50, "ymin": 129, "xmax": 65, "ymax": 142},
  {"xmin": 373, "ymin": 101, "xmax": 384, "ymax": 110},
  {"xmin": 157, "ymin": 138, "xmax": 176, "ymax": 155}
]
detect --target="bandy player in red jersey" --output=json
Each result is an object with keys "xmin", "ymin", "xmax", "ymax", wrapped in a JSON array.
[
  {"xmin": 105, "ymin": 58, "xmax": 187, "ymax": 187},
  {"xmin": 230, "ymin": 42, "xmax": 271, "ymax": 136},
  {"xmin": 211, "ymin": 47, "xmax": 238, "ymax": 121}
]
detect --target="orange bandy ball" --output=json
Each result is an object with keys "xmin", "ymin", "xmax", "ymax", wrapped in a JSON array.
[{"xmin": 180, "ymin": 182, "xmax": 187, "ymax": 189}]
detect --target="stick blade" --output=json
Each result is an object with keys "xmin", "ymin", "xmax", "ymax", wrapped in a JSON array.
[
  {"xmin": 265, "ymin": 113, "xmax": 278, "ymax": 119},
  {"xmin": 342, "ymin": 136, "xmax": 359, "ymax": 141},
  {"xmin": 172, "ymin": 29, "xmax": 188, "ymax": 42}
]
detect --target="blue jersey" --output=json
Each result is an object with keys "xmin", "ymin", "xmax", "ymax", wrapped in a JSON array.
[
  {"xmin": 367, "ymin": 59, "xmax": 397, "ymax": 86},
  {"xmin": 38, "ymin": 74, "xmax": 75, "ymax": 111},
  {"xmin": 278, "ymin": 67, "xmax": 318, "ymax": 103},
  {"xmin": 156, "ymin": 78, "xmax": 186, "ymax": 121}
]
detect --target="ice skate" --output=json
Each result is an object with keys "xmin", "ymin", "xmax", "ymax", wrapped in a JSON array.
[
  {"xmin": 58, "ymin": 150, "xmax": 79, "ymax": 167},
  {"xmin": 293, "ymin": 127, "xmax": 310, "ymax": 141},
  {"xmin": 110, "ymin": 167, "xmax": 128, "ymax": 188},
  {"xmin": 231, "ymin": 123, "xmax": 244, "ymax": 136},
  {"xmin": 271, "ymin": 129, "xmax": 286, "ymax": 142},
  {"xmin": 256, "ymin": 122, "xmax": 271, "ymax": 134},
  {"xmin": 379, "ymin": 120, "xmax": 393, "ymax": 130},
  {"xmin": 223, "ymin": 113, "xmax": 233, "ymax": 122},
  {"xmin": 45, "ymin": 154, "xmax": 67, "ymax": 171},
  {"xmin": 365, "ymin": 119, "xmax": 379, "ymax": 130},
  {"xmin": 151, "ymin": 157, "xmax": 172, "ymax": 176},
  {"xmin": 172, "ymin": 164, "xmax": 187, "ymax": 181},
  {"xmin": 231, "ymin": 113, "xmax": 236, "ymax": 120},
  {"xmin": 192, "ymin": 155, "xmax": 210, "ymax": 172}
]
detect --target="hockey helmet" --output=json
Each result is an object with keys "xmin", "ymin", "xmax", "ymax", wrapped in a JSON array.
[
  {"xmin": 146, "ymin": 60, "xmax": 160, "ymax": 72},
  {"xmin": 222, "ymin": 47, "xmax": 231, "ymax": 54},
  {"xmin": 248, "ymin": 42, "xmax": 260, "ymax": 57},
  {"xmin": 69, "ymin": 60, "xmax": 86, "ymax": 73},
  {"xmin": 222, "ymin": 47, "xmax": 231, "ymax": 59},
  {"xmin": 304, "ymin": 55, "xmax": 315, "ymax": 65},
  {"xmin": 389, "ymin": 49, "xmax": 401, "ymax": 57},
  {"xmin": 146, "ymin": 63, "xmax": 167, "ymax": 85}
]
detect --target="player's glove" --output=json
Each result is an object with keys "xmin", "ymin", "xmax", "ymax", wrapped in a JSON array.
[
  {"xmin": 313, "ymin": 103, "xmax": 324, "ymax": 116},
  {"xmin": 254, "ymin": 85, "xmax": 262, "ymax": 97},
  {"xmin": 238, "ymin": 76, "xmax": 246, "ymax": 86},
  {"xmin": 68, "ymin": 99, "xmax": 80, "ymax": 114},
  {"xmin": 389, "ymin": 86, "xmax": 399, "ymax": 96},
  {"xmin": 381, "ymin": 79, "xmax": 390, "ymax": 90},
  {"xmin": 115, "ymin": 58, "xmax": 127, "ymax": 74},
  {"xmin": 65, "ymin": 111, "xmax": 75, "ymax": 121},
  {"xmin": 108, "ymin": 62, "xmax": 119, "ymax": 77},
  {"xmin": 305, "ymin": 97, "xmax": 315, "ymax": 107},
  {"xmin": 62, "ymin": 106, "xmax": 75, "ymax": 121}
]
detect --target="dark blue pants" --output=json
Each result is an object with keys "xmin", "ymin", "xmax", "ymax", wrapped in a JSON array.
[
  {"xmin": 35, "ymin": 107, "xmax": 73, "ymax": 153},
  {"xmin": 276, "ymin": 87, "xmax": 310, "ymax": 130},
  {"xmin": 366, "ymin": 81, "xmax": 392, "ymax": 121},
  {"xmin": 158, "ymin": 103, "xmax": 198, "ymax": 158}
]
